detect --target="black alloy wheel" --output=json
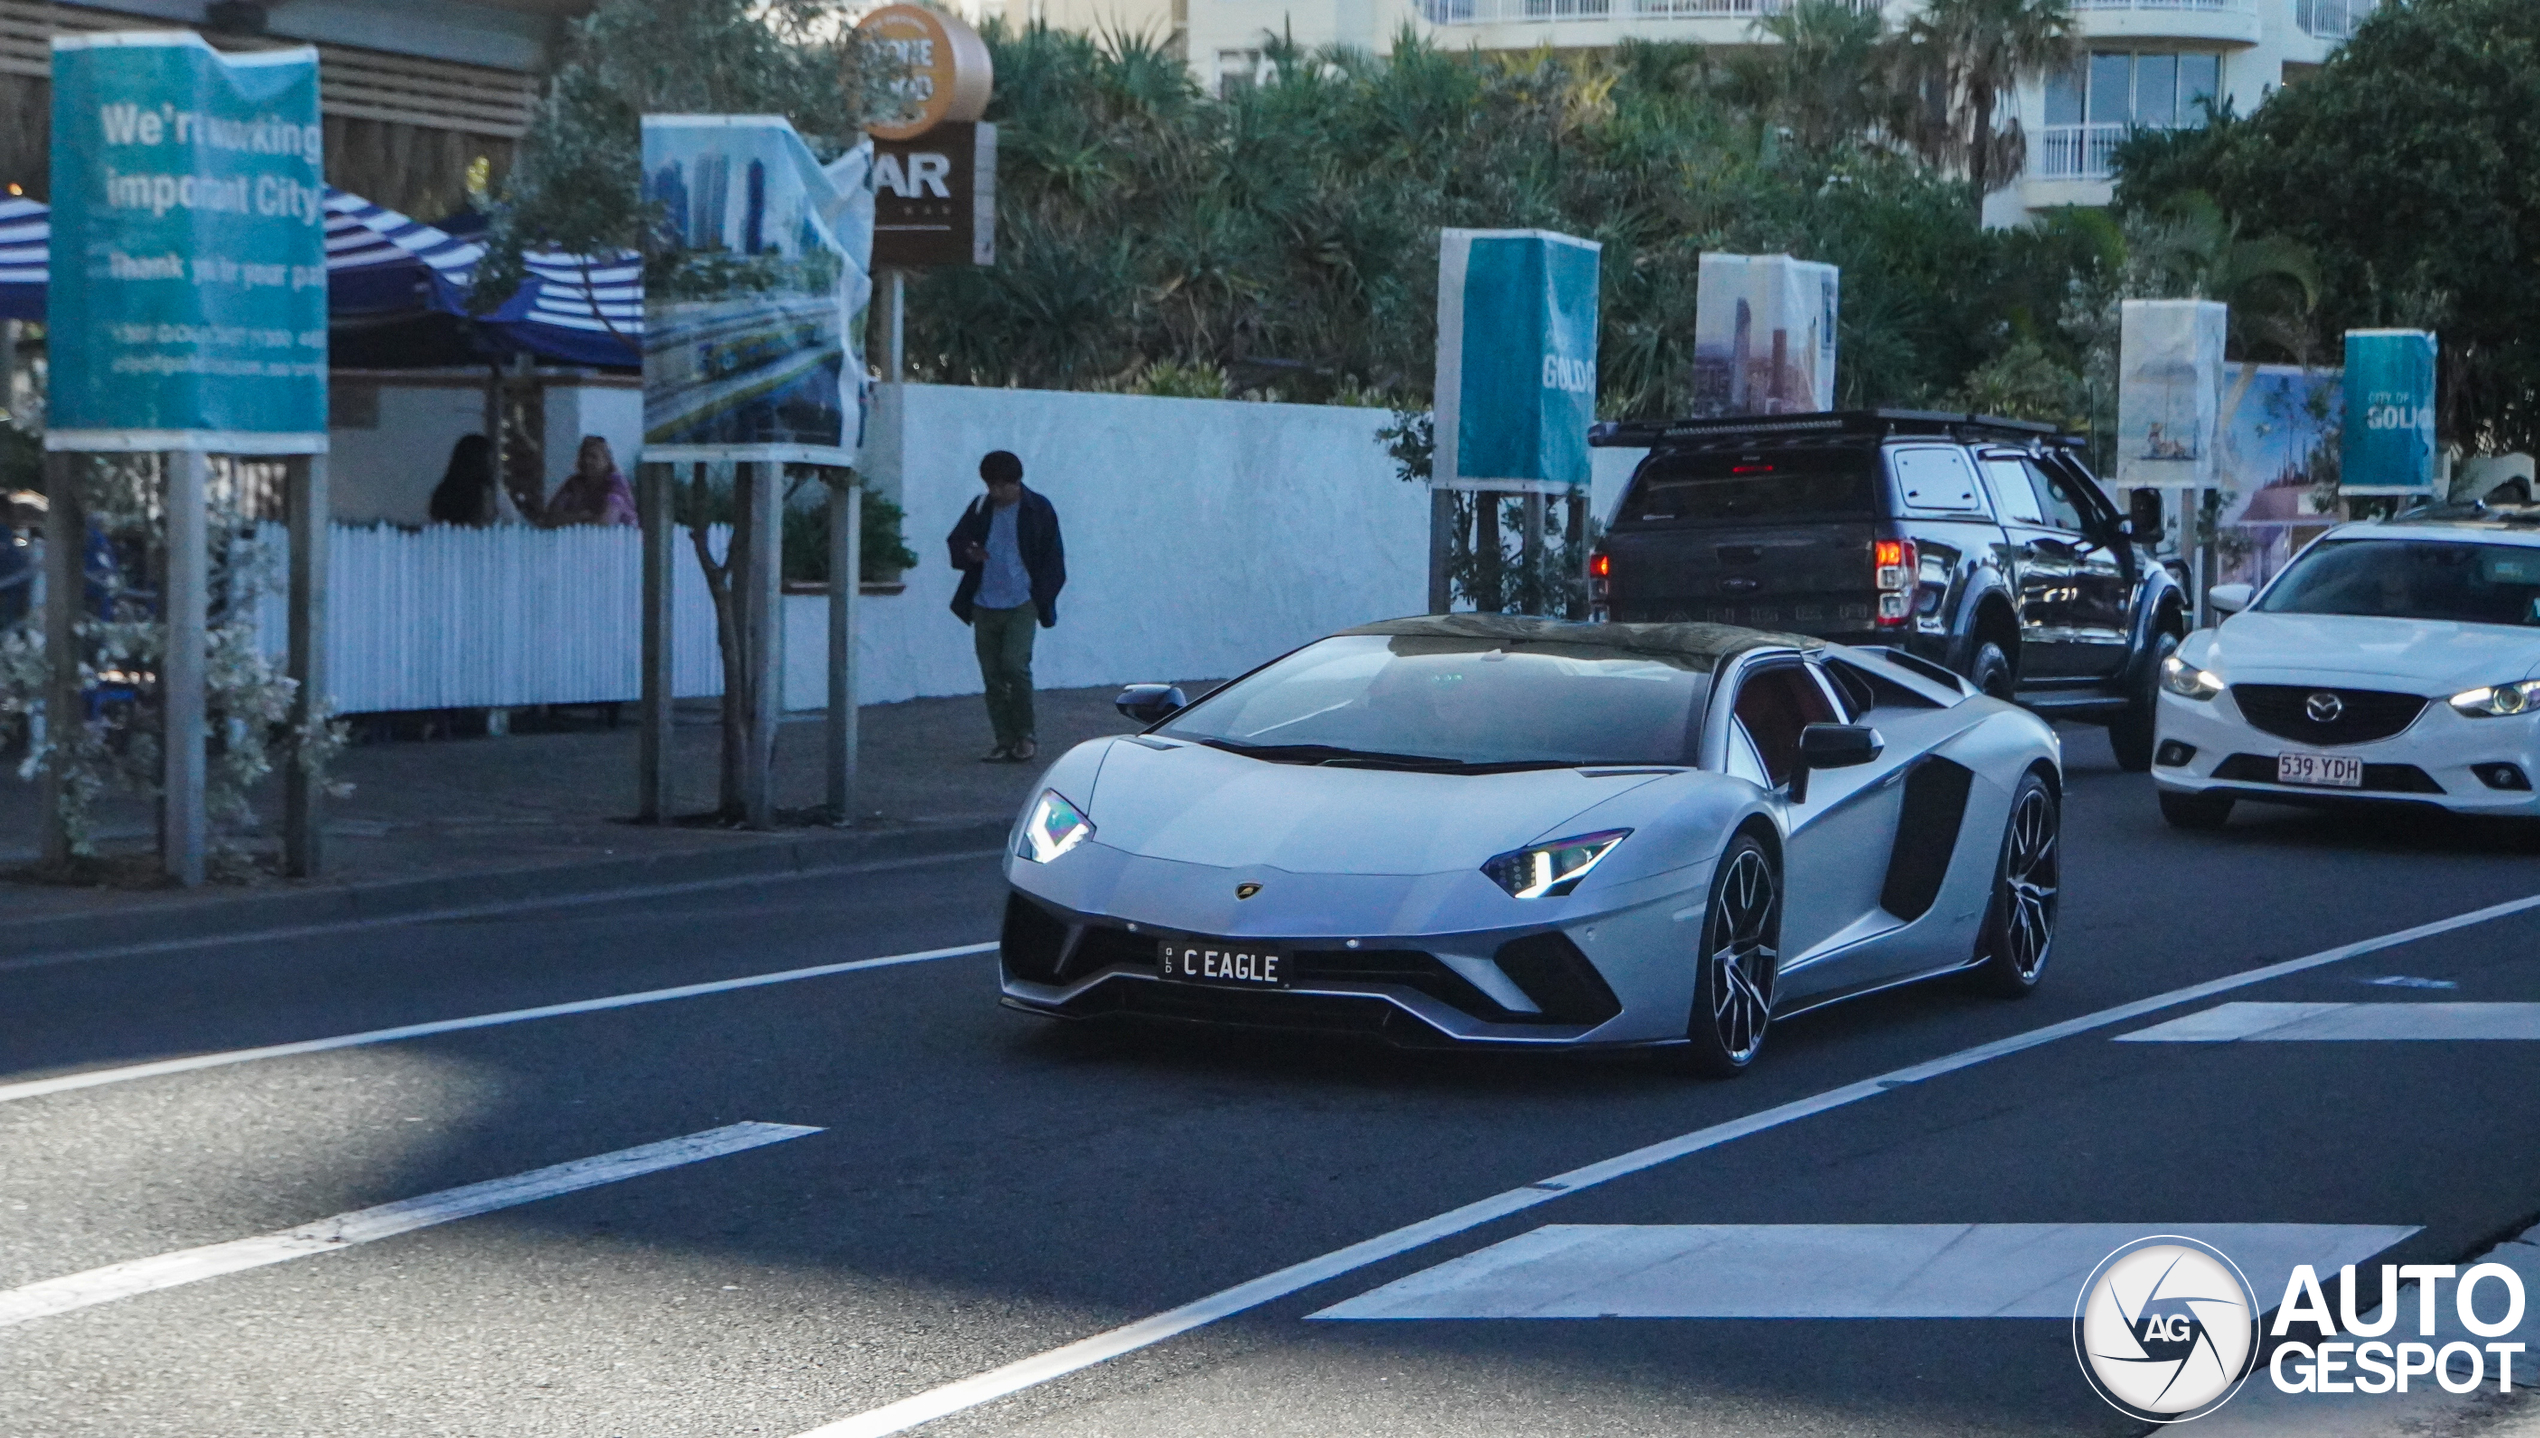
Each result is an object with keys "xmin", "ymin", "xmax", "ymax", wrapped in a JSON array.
[
  {"xmin": 2108, "ymin": 629, "xmax": 2179, "ymax": 773},
  {"xmin": 1681, "ymin": 833, "xmax": 1781, "ymax": 1077},
  {"xmin": 1972, "ymin": 773, "xmax": 2058, "ymax": 997}
]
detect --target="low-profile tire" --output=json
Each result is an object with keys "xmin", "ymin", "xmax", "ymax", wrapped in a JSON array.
[
  {"xmin": 1677, "ymin": 833, "xmax": 1782, "ymax": 1078},
  {"xmin": 1967, "ymin": 640, "xmax": 2015, "ymax": 701},
  {"xmin": 2107, "ymin": 630, "xmax": 2178, "ymax": 773},
  {"xmin": 2159, "ymin": 788, "xmax": 2235, "ymax": 831},
  {"xmin": 1971, "ymin": 773, "xmax": 2059, "ymax": 998}
]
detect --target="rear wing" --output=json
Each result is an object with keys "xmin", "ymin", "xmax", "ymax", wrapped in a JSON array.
[{"xmin": 1588, "ymin": 410, "xmax": 2079, "ymax": 450}]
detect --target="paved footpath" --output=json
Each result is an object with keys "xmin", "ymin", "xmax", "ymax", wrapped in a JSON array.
[
  {"xmin": 0, "ymin": 684, "xmax": 1173, "ymax": 954},
  {"xmin": 4, "ymin": 727, "xmax": 2540, "ymax": 1435}
]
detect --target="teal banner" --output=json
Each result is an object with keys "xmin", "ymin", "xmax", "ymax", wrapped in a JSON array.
[
  {"xmin": 1434, "ymin": 229, "xmax": 1600, "ymax": 492},
  {"xmin": 2340, "ymin": 329, "xmax": 2436, "ymax": 495},
  {"xmin": 46, "ymin": 33, "xmax": 326, "ymax": 454}
]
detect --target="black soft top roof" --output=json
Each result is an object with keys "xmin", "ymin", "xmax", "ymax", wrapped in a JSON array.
[{"xmin": 1340, "ymin": 614, "xmax": 1822, "ymax": 665}]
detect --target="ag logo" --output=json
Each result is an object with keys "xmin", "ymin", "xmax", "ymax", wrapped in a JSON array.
[
  {"xmin": 1235, "ymin": 883, "xmax": 1262, "ymax": 900},
  {"xmin": 2074, "ymin": 1235, "xmax": 2258, "ymax": 1423}
]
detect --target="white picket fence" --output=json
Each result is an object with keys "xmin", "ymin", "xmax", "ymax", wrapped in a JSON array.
[{"xmin": 251, "ymin": 523, "xmax": 727, "ymax": 714}]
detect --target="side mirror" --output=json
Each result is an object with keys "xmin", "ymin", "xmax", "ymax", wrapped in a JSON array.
[
  {"xmin": 1789, "ymin": 723, "xmax": 1883, "ymax": 803},
  {"xmin": 1115, "ymin": 683, "xmax": 1188, "ymax": 724},
  {"xmin": 2208, "ymin": 582, "xmax": 2253, "ymax": 616},
  {"xmin": 2129, "ymin": 488, "xmax": 2164, "ymax": 543}
]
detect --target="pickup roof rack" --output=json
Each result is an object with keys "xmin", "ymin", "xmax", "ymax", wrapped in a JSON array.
[{"xmin": 1587, "ymin": 409, "xmax": 2077, "ymax": 450}]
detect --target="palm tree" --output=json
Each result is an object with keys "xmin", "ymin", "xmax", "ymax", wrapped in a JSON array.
[
  {"xmin": 1882, "ymin": 0, "xmax": 2079, "ymax": 208},
  {"xmin": 1723, "ymin": 0, "xmax": 1890, "ymax": 154}
]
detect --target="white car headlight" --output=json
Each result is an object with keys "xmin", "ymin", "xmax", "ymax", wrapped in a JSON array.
[
  {"xmin": 1018, "ymin": 790, "xmax": 1094, "ymax": 862},
  {"xmin": 2160, "ymin": 653, "xmax": 2223, "ymax": 700},
  {"xmin": 1482, "ymin": 829, "xmax": 1630, "ymax": 899},
  {"xmin": 2449, "ymin": 680, "xmax": 2540, "ymax": 718}
]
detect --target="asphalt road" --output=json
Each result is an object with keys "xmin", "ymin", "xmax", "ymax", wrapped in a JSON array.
[{"xmin": 6, "ymin": 727, "xmax": 2540, "ymax": 1437}]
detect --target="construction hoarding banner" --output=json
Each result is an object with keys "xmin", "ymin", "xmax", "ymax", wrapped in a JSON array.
[
  {"xmin": 2116, "ymin": 299, "xmax": 2227, "ymax": 492},
  {"xmin": 1691, "ymin": 253, "xmax": 1838, "ymax": 419},
  {"xmin": 640, "ymin": 116, "xmax": 875, "ymax": 466},
  {"xmin": 1434, "ymin": 228, "xmax": 1600, "ymax": 493},
  {"xmin": 2340, "ymin": 329, "xmax": 2438, "ymax": 496},
  {"xmin": 45, "ymin": 32, "xmax": 327, "ymax": 454}
]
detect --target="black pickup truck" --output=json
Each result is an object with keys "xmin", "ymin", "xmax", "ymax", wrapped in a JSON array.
[{"xmin": 1587, "ymin": 410, "xmax": 2188, "ymax": 770}]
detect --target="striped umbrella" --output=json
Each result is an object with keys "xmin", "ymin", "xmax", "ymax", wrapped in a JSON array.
[{"xmin": 0, "ymin": 187, "xmax": 640, "ymax": 368}]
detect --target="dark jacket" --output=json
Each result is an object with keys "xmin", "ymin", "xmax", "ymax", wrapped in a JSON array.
[{"xmin": 947, "ymin": 486, "xmax": 1066, "ymax": 627}]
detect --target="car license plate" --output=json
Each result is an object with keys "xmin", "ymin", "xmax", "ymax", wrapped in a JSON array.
[
  {"xmin": 1157, "ymin": 938, "xmax": 1288, "ymax": 988},
  {"xmin": 2278, "ymin": 752, "xmax": 2363, "ymax": 788}
]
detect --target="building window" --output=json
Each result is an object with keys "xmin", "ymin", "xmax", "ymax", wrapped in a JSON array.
[
  {"xmin": 2296, "ymin": 0, "xmax": 2376, "ymax": 39},
  {"xmin": 2040, "ymin": 51, "xmax": 2220, "ymax": 179},
  {"xmin": 1215, "ymin": 49, "xmax": 1269, "ymax": 98}
]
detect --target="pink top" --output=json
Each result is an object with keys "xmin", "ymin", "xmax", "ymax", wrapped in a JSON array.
[{"xmin": 546, "ymin": 467, "xmax": 637, "ymax": 527}]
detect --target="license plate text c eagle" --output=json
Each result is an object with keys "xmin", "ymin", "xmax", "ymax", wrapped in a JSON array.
[{"xmin": 1160, "ymin": 940, "xmax": 1285, "ymax": 987}]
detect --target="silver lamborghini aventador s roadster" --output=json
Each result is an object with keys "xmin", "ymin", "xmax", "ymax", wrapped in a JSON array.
[{"xmin": 997, "ymin": 615, "xmax": 2061, "ymax": 1075}]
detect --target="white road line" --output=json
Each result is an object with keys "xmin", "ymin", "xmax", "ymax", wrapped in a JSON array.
[
  {"xmin": 792, "ymin": 889, "xmax": 2540, "ymax": 1438},
  {"xmin": 0, "ymin": 1122, "xmax": 820, "ymax": 1328},
  {"xmin": 1307, "ymin": 1223, "xmax": 2420, "ymax": 1320},
  {"xmin": 2120, "ymin": 1001, "xmax": 2540, "ymax": 1043},
  {"xmin": 0, "ymin": 942, "xmax": 996, "ymax": 1106}
]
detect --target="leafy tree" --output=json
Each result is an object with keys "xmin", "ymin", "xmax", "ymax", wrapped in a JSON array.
[
  {"xmin": 1882, "ymin": 0, "xmax": 2079, "ymax": 207},
  {"xmin": 2111, "ymin": 0, "xmax": 2540, "ymax": 453},
  {"xmin": 906, "ymin": 24, "xmax": 2085, "ymax": 422}
]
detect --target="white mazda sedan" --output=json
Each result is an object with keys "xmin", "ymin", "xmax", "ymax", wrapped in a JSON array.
[{"xmin": 2154, "ymin": 514, "xmax": 2540, "ymax": 828}]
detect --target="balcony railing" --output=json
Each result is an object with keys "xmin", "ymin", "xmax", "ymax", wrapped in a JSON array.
[
  {"xmin": 2295, "ymin": 0, "xmax": 2375, "ymax": 38},
  {"xmin": 2069, "ymin": 0, "xmax": 2247, "ymax": 10},
  {"xmin": 1419, "ymin": 0, "xmax": 1878, "ymax": 25},
  {"xmin": 2035, "ymin": 123, "xmax": 2130, "ymax": 180}
]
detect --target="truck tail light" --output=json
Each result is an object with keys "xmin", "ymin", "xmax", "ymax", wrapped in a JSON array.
[{"xmin": 1874, "ymin": 538, "xmax": 1917, "ymax": 627}]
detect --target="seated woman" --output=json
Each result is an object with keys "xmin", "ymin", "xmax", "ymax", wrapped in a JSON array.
[
  {"xmin": 426, "ymin": 434, "xmax": 500, "ymax": 525},
  {"xmin": 542, "ymin": 436, "xmax": 637, "ymax": 527}
]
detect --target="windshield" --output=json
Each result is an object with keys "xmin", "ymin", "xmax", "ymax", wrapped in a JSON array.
[
  {"xmin": 1618, "ymin": 445, "xmax": 1878, "ymax": 526},
  {"xmin": 2257, "ymin": 539, "xmax": 2540, "ymax": 627},
  {"xmin": 1155, "ymin": 634, "xmax": 1713, "ymax": 768}
]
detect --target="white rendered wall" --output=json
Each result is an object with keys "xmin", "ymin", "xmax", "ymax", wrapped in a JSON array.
[
  {"xmin": 782, "ymin": 383, "xmax": 1428, "ymax": 709},
  {"xmin": 327, "ymin": 382, "xmax": 483, "ymax": 525}
]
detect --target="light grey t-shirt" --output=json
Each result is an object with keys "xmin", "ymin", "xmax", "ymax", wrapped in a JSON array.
[{"xmin": 976, "ymin": 501, "xmax": 1032, "ymax": 610}]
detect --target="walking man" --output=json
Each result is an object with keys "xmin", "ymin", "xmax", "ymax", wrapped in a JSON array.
[{"xmin": 948, "ymin": 450, "xmax": 1066, "ymax": 762}]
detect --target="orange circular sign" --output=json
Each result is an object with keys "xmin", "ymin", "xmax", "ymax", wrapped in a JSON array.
[{"xmin": 857, "ymin": 5, "xmax": 993, "ymax": 141}]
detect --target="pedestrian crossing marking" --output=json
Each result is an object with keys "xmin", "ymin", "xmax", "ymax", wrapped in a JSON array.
[
  {"xmin": 1308, "ymin": 1223, "xmax": 2418, "ymax": 1321},
  {"xmin": 2118, "ymin": 1002, "xmax": 2540, "ymax": 1043},
  {"xmin": 0, "ymin": 1122, "xmax": 820, "ymax": 1329}
]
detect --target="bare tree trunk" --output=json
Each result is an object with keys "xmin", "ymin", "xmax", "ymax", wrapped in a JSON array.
[{"xmin": 685, "ymin": 462, "xmax": 749, "ymax": 821}]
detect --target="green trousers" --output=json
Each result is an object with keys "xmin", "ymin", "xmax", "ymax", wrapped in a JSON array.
[{"xmin": 972, "ymin": 603, "xmax": 1039, "ymax": 748}]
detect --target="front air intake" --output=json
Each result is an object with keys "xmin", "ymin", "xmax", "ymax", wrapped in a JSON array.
[
  {"xmin": 1000, "ymin": 892, "xmax": 1070, "ymax": 983},
  {"xmin": 1493, "ymin": 932, "xmax": 1623, "ymax": 1026}
]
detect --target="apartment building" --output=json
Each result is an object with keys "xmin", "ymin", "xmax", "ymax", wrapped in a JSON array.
[{"xmin": 1178, "ymin": 0, "xmax": 2377, "ymax": 226}]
